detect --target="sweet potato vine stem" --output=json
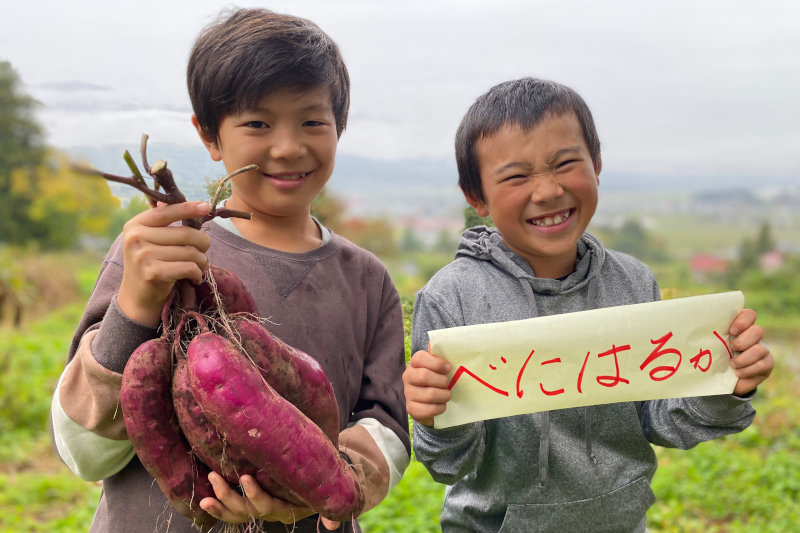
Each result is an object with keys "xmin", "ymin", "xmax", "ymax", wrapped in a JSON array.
[{"xmin": 73, "ymin": 133, "xmax": 256, "ymax": 229}]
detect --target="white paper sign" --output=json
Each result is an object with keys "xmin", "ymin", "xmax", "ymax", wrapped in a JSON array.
[{"xmin": 429, "ymin": 291, "xmax": 743, "ymax": 428}]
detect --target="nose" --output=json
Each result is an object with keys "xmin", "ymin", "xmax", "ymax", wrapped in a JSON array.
[
  {"xmin": 529, "ymin": 171, "xmax": 563, "ymax": 203},
  {"xmin": 269, "ymin": 127, "xmax": 306, "ymax": 160}
]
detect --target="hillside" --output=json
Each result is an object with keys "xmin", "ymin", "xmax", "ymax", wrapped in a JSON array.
[{"xmin": 67, "ymin": 143, "xmax": 799, "ymax": 251}]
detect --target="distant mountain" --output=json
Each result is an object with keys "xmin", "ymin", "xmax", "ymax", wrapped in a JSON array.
[
  {"xmin": 66, "ymin": 143, "xmax": 467, "ymax": 220},
  {"xmin": 66, "ymin": 143, "xmax": 797, "ymax": 224}
]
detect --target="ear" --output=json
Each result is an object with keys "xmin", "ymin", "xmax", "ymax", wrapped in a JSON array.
[
  {"xmin": 192, "ymin": 115, "xmax": 222, "ymax": 162},
  {"xmin": 594, "ymin": 156, "xmax": 602, "ymax": 185},
  {"xmin": 464, "ymin": 191, "xmax": 490, "ymax": 218}
]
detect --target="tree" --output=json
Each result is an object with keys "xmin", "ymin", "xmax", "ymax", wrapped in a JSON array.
[
  {"xmin": 463, "ymin": 205, "xmax": 493, "ymax": 229},
  {"xmin": 400, "ymin": 227, "xmax": 424, "ymax": 253},
  {"xmin": 13, "ymin": 150, "xmax": 119, "ymax": 248},
  {"xmin": 0, "ymin": 60, "xmax": 47, "ymax": 243},
  {"xmin": 311, "ymin": 188, "xmax": 347, "ymax": 231},
  {"xmin": 754, "ymin": 221, "xmax": 775, "ymax": 256},
  {"xmin": 338, "ymin": 217, "xmax": 397, "ymax": 259},
  {"xmin": 607, "ymin": 218, "xmax": 667, "ymax": 262}
]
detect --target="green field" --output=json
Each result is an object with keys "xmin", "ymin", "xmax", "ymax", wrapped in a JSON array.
[{"xmin": 2, "ymin": 250, "xmax": 798, "ymax": 532}]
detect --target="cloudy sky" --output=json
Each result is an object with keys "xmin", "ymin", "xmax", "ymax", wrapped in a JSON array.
[{"xmin": 2, "ymin": 0, "xmax": 798, "ymax": 178}]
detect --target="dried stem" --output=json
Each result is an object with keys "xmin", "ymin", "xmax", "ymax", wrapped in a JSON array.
[{"xmin": 72, "ymin": 133, "xmax": 257, "ymax": 229}]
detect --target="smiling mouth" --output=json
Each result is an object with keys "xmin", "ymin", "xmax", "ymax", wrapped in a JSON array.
[
  {"xmin": 268, "ymin": 171, "xmax": 311, "ymax": 181},
  {"xmin": 528, "ymin": 208, "xmax": 573, "ymax": 227}
]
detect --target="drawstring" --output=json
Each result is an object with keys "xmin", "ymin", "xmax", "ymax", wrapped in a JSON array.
[
  {"xmin": 519, "ymin": 278, "xmax": 539, "ymax": 317},
  {"xmin": 584, "ymin": 407, "xmax": 597, "ymax": 464},
  {"xmin": 522, "ymin": 278, "xmax": 601, "ymax": 487},
  {"xmin": 539, "ymin": 411, "xmax": 550, "ymax": 487},
  {"xmin": 585, "ymin": 277, "xmax": 599, "ymax": 464},
  {"xmin": 520, "ymin": 278, "xmax": 550, "ymax": 486}
]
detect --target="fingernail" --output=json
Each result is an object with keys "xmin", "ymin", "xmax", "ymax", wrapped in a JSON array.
[{"xmin": 197, "ymin": 202, "xmax": 211, "ymax": 212}]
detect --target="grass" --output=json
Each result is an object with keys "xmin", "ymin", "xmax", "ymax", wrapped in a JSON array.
[{"xmin": 0, "ymin": 302, "xmax": 103, "ymax": 533}]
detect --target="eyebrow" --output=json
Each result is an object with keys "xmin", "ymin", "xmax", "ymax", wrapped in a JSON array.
[
  {"xmin": 249, "ymin": 102, "xmax": 332, "ymax": 114},
  {"xmin": 545, "ymin": 146, "xmax": 583, "ymax": 165},
  {"xmin": 492, "ymin": 146, "xmax": 584, "ymax": 176}
]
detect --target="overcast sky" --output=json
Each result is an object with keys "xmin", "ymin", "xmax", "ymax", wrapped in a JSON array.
[{"xmin": 2, "ymin": 0, "xmax": 798, "ymax": 178}]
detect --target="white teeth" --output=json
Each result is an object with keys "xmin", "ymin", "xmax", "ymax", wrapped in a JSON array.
[
  {"xmin": 273, "ymin": 172, "xmax": 307, "ymax": 181},
  {"xmin": 531, "ymin": 210, "xmax": 571, "ymax": 227}
]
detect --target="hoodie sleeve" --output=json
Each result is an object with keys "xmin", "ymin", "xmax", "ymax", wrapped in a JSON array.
[
  {"xmin": 634, "ymin": 266, "xmax": 757, "ymax": 449},
  {"xmin": 410, "ymin": 287, "xmax": 487, "ymax": 485},
  {"xmin": 636, "ymin": 394, "xmax": 756, "ymax": 449}
]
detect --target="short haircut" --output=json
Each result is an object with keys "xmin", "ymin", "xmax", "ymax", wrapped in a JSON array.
[
  {"xmin": 187, "ymin": 8, "xmax": 350, "ymax": 140},
  {"xmin": 455, "ymin": 78, "xmax": 601, "ymax": 203}
]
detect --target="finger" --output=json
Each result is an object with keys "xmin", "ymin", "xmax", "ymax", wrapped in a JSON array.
[
  {"xmin": 730, "ymin": 342, "xmax": 770, "ymax": 369},
  {"xmin": 729, "ymin": 324, "xmax": 764, "ymax": 353},
  {"xmin": 407, "ymin": 399, "xmax": 448, "ymax": 426},
  {"xmin": 321, "ymin": 517, "xmax": 341, "ymax": 530},
  {"xmin": 200, "ymin": 496, "xmax": 246, "ymax": 524},
  {"xmin": 133, "ymin": 201, "xmax": 211, "ymax": 227},
  {"xmin": 409, "ymin": 350, "xmax": 452, "ymax": 374},
  {"xmin": 153, "ymin": 259, "xmax": 208, "ymax": 286},
  {"xmin": 240, "ymin": 475, "xmax": 313, "ymax": 523},
  {"xmin": 125, "ymin": 223, "xmax": 212, "ymax": 253},
  {"xmin": 403, "ymin": 365, "xmax": 452, "ymax": 390},
  {"xmin": 205, "ymin": 472, "xmax": 251, "ymax": 522},
  {"xmin": 404, "ymin": 381, "xmax": 452, "ymax": 404},
  {"xmin": 732, "ymin": 349, "xmax": 774, "ymax": 379},
  {"xmin": 733, "ymin": 366, "xmax": 772, "ymax": 396},
  {"xmin": 407, "ymin": 399, "xmax": 448, "ymax": 417},
  {"xmin": 729, "ymin": 308, "xmax": 756, "ymax": 336}
]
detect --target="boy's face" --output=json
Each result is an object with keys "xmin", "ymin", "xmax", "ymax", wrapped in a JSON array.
[
  {"xmin": 195, "ymin": 86, "xmax": 338, "ymax": 222},
  {"xmin": 466, "ymin": 112, "xmax": 600, "ymax": 279}
]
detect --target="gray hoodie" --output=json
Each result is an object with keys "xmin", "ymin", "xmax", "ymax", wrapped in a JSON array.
[{"xmin": 411, "ymin": 227, "xmax": 755, "ymax": 533}]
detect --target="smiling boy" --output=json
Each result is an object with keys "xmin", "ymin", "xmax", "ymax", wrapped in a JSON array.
[
  {"xmin": 52, "ymin": 9, "xmax": 410, "ymax": 532},
  {"xmin": 403, "ymin": 78, "xmax": 773, "ymax": 532}
]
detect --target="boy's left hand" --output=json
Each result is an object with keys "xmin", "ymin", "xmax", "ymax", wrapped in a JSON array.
[{"xmin": 728, "ymin": 308, "xmax": 774, "ymax": 396}]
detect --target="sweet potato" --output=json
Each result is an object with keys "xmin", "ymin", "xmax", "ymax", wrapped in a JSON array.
[
  {"xmin": 120, "ymin": 337, "xmax": 216, "ymax": 530},
  {"xmin": 171, "ymin": 356, "xmax": 243, "ymax": 480},
  {"xmin": 172, "ymin": 355, "xmax": 306, "ymax": 505},
  {"xmin": 195, "ymin": 265, "xmax": 258, "ymax": 316},
  {"xmin": 233, "ymin": 316, "xmax": 340, "ymax": 445},
  {"xmin": 186, "ymin": 331, "xmax": 364, "ymax": 521}
]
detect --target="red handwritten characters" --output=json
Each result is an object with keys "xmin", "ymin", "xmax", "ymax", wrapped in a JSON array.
[
  {"xmin": 445, "ymin": 329, "xmax": 734, "ymax": 399},
  {"xmin": 640, "ymin": 332, "xmax": 681, "ymax": 381},
  {"xmin": 690, "ymin": 349, "xmax": 713, "ymax": 371},
  {"xmin": 447, "ymin": 356, "xmax": 510, "ymax": 396}
]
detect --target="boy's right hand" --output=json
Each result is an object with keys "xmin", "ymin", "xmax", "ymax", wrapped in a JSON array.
[
  {"xmin": 402, "ymin": 350, "xmax": 452, "ymax": 427},
  {"xmin": 117, "ymin": 201, "xmax": 212, "ymax": 327}
]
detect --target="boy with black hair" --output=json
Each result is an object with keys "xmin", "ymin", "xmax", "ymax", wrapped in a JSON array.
[
  {"xmin": 403, "ymin": 77, "xmax": 773, "ymax": 532},
  {"xmin": 52, "ymin": 8, "xmax": 410, "ymax": 532}
]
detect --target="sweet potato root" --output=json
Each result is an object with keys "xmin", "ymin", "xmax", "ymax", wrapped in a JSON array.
[
  {"xmin": 195, "ymin": 265, "xmax": 258, "ymax": 316},
  {"xmin": 120, "ymin": 337, "xmax": 217, "ymax": 530},
  {"xmin": 186, "ymin": 331, "xmax": 364, "ymax": 522}
]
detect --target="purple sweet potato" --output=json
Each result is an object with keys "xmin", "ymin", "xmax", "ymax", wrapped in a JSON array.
[
  {"xmin": 233, "ymin": 317, "xmax": 340, "ymax": 446},
  {"xmin": 195, "ymin": 265, "xmax": 258, "ymax": 316},
  {"xmin": 120, "ymin": 337, "xmax": 216, "ymax": 530},
  {"xmin": 186, "ymin": 332, "xmax": 364, "ymax": 522},
  {"xmin": 172, "ymin": 356, "xmax": 305, "ymax": 505},
  {"xmin": 171, "ymin": 356, "xmax": 244, "ymax": 480}
]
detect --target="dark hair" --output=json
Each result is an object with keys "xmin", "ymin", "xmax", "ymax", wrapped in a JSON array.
[
  {"xmin": 187, "ymin": 8, "xmax": 350, "ymax": 140},
  {"xmin": 455, "ymin": 78, "xmax": 601, "ymax": 202}
]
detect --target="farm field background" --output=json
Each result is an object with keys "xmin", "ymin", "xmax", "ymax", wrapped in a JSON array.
[{"xmin": 2, "ymin": 212, "xmax": 799, "ymax": 532}]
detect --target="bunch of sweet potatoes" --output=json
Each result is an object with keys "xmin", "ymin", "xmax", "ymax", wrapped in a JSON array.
[{"xmin": 120, "ymin": 267, "xmax": 364, "ymax": 530}]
